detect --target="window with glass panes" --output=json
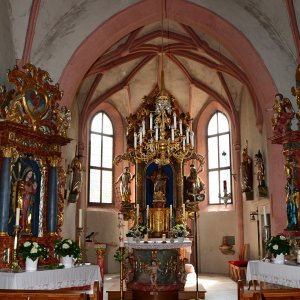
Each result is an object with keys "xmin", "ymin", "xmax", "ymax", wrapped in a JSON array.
[
  {"xmin": 207, "ymin": 112, "xmax": 232, "ymax": 204},
  {"xmin": 88, "ymin": 112, "xmax": 113, "ymax": 204}
]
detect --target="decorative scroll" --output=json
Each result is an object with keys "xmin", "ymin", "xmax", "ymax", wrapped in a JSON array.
[{"xmin": 0, "ymin": 64, "xmax": 71, "ymax": 137}]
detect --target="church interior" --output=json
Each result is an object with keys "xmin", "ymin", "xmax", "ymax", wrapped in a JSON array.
[{"xmin": 0, "ymin": 0, "xmax": 300, "ymax": 299}]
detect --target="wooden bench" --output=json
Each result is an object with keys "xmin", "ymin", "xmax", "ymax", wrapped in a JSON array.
[
  {"xmin": 0, "ymin": 290, "xmax": 87, "ymax": 299},
  {"xmin": 238, "ymin": 280, "xmax": 300, "ymax": 300}
]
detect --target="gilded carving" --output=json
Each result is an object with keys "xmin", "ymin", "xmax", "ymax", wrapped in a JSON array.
[
  {"xmin": 1, "ymin": 147, "xmax": 17, "ymax": 158},
  {"xmin": 49, "ymin": 156, "xmax": 61, "ymax": 168}
]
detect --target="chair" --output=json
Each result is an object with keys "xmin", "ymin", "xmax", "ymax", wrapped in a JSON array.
[{"xmin": 229, "ymin": 244, "xmax": 249, "ymax": 282}]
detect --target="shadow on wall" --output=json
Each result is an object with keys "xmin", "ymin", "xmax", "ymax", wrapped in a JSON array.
[{"xmin": 86, "ymin": 210, "xmax": 120, "ymax": 273}]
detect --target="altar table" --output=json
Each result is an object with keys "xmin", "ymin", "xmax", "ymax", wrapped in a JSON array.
[
  {"xmin": 247, "ymin": 260, "xmax": 300, "ymax": 288},
  {"xmin": 0, "ymin": 264, "xmax": 101, "ymax": 292}
]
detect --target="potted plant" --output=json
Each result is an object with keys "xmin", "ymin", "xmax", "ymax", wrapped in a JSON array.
[
  {"xmin": 266, "ymin": 235, "xmax": 290, "ymax": 264},
  {"xmin": 126, "ymin": 229, "xmax": 136, "ymax": 243},
  {"xmin": 170, "ymin": 224, "xmax": 189, "ymax": 242},
  {"xmin": 19, "ymin": 240, "xmax": 48, "ymax": 272},
  {"xmin": 54, "ymin": 239, "xmax": 80, "ymax": 268}
]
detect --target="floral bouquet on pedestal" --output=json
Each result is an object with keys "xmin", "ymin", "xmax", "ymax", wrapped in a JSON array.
[
  {"xmin": 170, "ymin": 224, "xmax": 189, "ymax": 238},
  {"xmin": 19, "ymin": 240, "xmax": 48, "ymax": 261},
  {"xmin": 54, "ymin": 239, "xmax": 80, "ymax": 259}
]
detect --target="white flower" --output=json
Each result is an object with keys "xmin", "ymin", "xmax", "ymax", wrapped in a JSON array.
[
  {"xmin": 67, "ymin": 239, "xmax": 72, "ymax": 244},
  {"xmin": 24, "ymin": 241, "xmax": 31, "ymax": 247},
  {"xmin": 279, "ymin": 235, "xmax": 286, "ymax": 240},
  {"xmin": 273, "ymin": 244, "xmax": 279, "ymax": 250},
  {"xmin": 30, "ymin": 248, "xmax": 38, "ymax": 254},
  {"xmin": 62, "ymin": 243, "xmax": 70, "ymax": 249}
]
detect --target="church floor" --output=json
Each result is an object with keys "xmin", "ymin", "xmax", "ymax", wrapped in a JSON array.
[{"xmin": 103, "ymin": 273, "xmax": 238, "ymax": 300}]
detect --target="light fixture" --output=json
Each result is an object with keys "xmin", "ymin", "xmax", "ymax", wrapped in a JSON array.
[{"xmin": 113, "ymin": 2, "xmax": 200, "ymax": 167}]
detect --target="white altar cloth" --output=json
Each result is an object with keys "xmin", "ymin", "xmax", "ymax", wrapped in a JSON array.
[
  {"xmin": 125, "ymin": 238, "xmax": 192, "ymax": 250},
  {"xmin": 247, "ymin": 260, "xmax": 300, "ymax": 288},
  {"xmin": 0, "ymin": 264, "xmax": 101, "ymax": 291}
]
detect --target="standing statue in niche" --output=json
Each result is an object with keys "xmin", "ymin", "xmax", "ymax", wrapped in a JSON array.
[
  {"xmin": 149, "ymin": 165, "xmax": 169, "ymax": 206},
  {"xmin": 116, "ymin": 167, "xmax": 135, "ymax": 202},
  {"xmin": 18, "ymin": 169, "xmax": 37, "ymax": 234},
  {"xmin": 185, "ymin": 164, "xmax": 205, "ymax": 202},
  {"xmin": 241, "ymin": 141, "xmax": 253, "ymax": 198}
]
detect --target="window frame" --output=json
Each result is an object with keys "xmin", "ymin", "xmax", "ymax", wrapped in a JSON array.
[
  {"xmin": 207, "ymin": 111, "xmax": 232, "ymax": 205},
  {"xmin": 88, "ymin": 111, "xmax": 114, "ymax": 206}
]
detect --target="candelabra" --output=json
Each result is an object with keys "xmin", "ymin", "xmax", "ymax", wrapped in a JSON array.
[
  {"xmin": 10, "ymin": 225, "xmax": 21, "ymax": 272},
  {"xmin": 113, "ymin": 79, "xmax": 197, "ymax": 166},
  {"xmin": 76, "ymin": 227, "xmax": 84, "ymax": 265},
  {"xmin": 119, "ymin": 247, "xmax": 124, "ymax": 300}
]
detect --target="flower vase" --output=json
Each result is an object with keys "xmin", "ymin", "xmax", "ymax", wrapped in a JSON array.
[
  {"xmin": 177, "ymin": 236, "xmax": 184, "ymax": 243},
  {"xmin": 274, "ymin": 253, "xmax": 285, "ymax": 264},
  {"xmin": 127, "ymin": 237, "xmax": 134, "ymax": 243},
  {"xmin": 62, "ymin": 255, "xmax": 74, "ymax": 268},
  {"xmin": 25, "ymin": 257, "xmax": 38, "ymax": 272}
]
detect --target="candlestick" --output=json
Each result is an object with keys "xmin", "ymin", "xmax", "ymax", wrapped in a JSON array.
[
  {"xmin": 263, "ymin": 206, "xmax": 267, "ymax": 226},
  {"xmin": 223, "ymin": 180, "xmax": 227, "ymax": 194},
  {"xmin": 179, "ymin": 119, "xmax": 183, "ymax": 135},
  {"xmin": 170, "ymin": 205, "xmax": 173, "ymax": 229},
  {"xmin": 78, "ymin": 208, "xmax": 83, "ymax": 228},
  {"xmin": 15, "ymin": 208, "xmax": 20, "ymax": 226},
  {"xmin": 76, "ymin": 226, "xmax": 84, "ymax": 265},
  {"xmin": 10, "ymin": 225, "xmax": 21, "ymax": 272},
  {"xmin": 162, "ymin": 233, "xmax": 166, "ymax": 243},
  {"xmin": 134, "ymin": 132, "xmax": 137, "ymax": 148},
  {"xmin": 149, "ymin": 113, "xmax": 153, "ymax": 130},
  {"xmin": 182, "ymin": 204, "xmax": 185, "ymax": 222},
  {"xmin": 173, "ymin": 112, "xmax": 177, "ymax": 129}
]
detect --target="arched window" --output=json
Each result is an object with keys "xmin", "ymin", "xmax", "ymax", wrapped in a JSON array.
[
  {"xmin": 207, "ymin": 111, "xmax": 232, "ymax": 205},
  {"xmin": 88, "ymin": 112, "xmax": 113, "ymax": 205}
]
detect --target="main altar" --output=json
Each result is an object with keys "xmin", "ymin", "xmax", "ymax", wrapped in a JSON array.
[{"xmin": 113, "ymin": 70, "xmax": 206, "ymax": 299}]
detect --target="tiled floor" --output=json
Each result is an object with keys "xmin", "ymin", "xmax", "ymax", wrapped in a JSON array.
[{"xmin": 103, "ymin": 272, "xmax": 238, "ymax": 300}]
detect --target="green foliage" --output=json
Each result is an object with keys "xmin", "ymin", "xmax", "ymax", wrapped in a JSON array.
[
  {"xmin": 170, "ymin": 224, "xmax": 189, "ymax": 237},
  {"xmin": 18, "ymin": 240, "xmax": 48, "ymax": 261},
  {"xmin": 54, "ymin": 239, "xmax": 80, "ymax": 258},
  {"xmin": 266, "ymin": 235, "xmax": 291, "ymax": 256},
  {"xmin": 114, "ymin": 248, "xmax": 127, "ymax": 262}
]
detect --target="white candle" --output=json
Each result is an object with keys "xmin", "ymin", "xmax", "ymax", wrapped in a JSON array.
[
  {"xmin": 263, "ymin": 206, "xmax": 268, "ymax": 226},
  {"xmin": 146, "ymin": 205, "xmax": 149, "ymax": 223},
  {"xmin": 170, "ymin": 205, "xmax": 173, "ymax": 221},
  {"xmin": 142, "ymin": 119, "xmax": 145, "ymax": 136},
  {"xmin": 162, "ymin": 233, "xmax": 166, "ymax": 242},
  {"xmin": 79, "ymin": 208, "xmax": 83, "ymax": 228},
  {"xmin": 139, "ymin": 128, "xmax": 143, "ymax": 145},
  {"xmin": 13, "ymin": 234, "xmax": 17, "ymax": 250},
  {"xmin": 150, "ymin": 113, "xmax": 153, "ymax": 130},
  {"xmin": 136, "ymin": 204, "xmax": 139, "ymax": 224},
  {"xmin": 119, "ymin": 233, "xmax": 124, "ymax": 247},
  {"xmin": 183, "ymin": 137, "xmax": 186, "ymax": 151},
  {"xmin": 134, "ymin": 132, "xmax": 137, "ymax": 148},
  {"xmin": 179, "ymin": 120, "xmax": 183, "ymax": 135},
  {"xmin": 173, "ymin": 112, "xmax": 177, "ymax": 129},
  {"xmin": 190, "ymin": 131, "xmax": 194, "ymax": 148},
  {"xmin": 171, "ymin": 126, "xmax": 174, "ymax": 141},
  {"xmin": 155, "ymin": 126, "xmax": 159, "ymax": 141},
  {"xmin": 182, "ymin": 204, "xmax": 185, "ymax": 218},
  {"xmin": 15, "ymin": 208, "xmax": 20, "ymax": 226},
  {"xmin": 186, "ymin": 128, "xmax": 190, "ymax": 144},
  {"xmin": 144, "ymin": 233, "xmax": 148, "ymax": 242}
]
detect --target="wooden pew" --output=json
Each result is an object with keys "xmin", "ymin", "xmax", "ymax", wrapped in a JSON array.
[
  {"xmin": 0, "ymin": 289, "xmax": 88, "ymax": 299},
  {"xmin": 257, "ymin": 290, "xmax": 300, "ymax": 299},
  {"xmin": 238, "ymin": 280, "xmax": 259, "ymax": 300}
]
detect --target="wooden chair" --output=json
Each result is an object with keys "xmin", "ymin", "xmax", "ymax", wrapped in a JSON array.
[{"xmin": 229, "ymin": 244, "xmax": 249, "ymax": 282}]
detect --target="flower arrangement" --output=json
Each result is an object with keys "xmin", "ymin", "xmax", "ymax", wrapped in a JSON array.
[
  {"xmin": 19, "ymin": 240, "xmax": 48, "ymax": 261},
  {"xmin": 126, "ymin": 225, "xmax": 150, "ymax": 238},
  {"xmin": 266, "ymin": 235, "xmax": 291, "ymax": 256},
  {"xmin": 170, "ymin": 224, "xmax": 189, "ymax": 237},
  {"xmin": 54, "ymin": 239, "xmax": 80, "ymax": 258}
]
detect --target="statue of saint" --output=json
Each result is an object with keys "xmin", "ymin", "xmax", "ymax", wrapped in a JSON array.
[
  {"xmin": 286, "ymin": 181, "xmax": 299, "ymax": 229},
  {"xmin": 241, "ymin": 141, "xmax": 253, "ymax": 193},
  {"xmin": 116, "ymin": 167, "xmax": 135, "ymax": 202},
  {"xmin": 149, "ymin": 166, "xmax": 168, "ymax": 202},
  {"xmin": 18, "ymin": 169, "xmax": 37, "ymax": 234},
  {"xmin": 185, "ymin": 164, "xmax": 205, "ymax": 202},
  {"xmin": 255, "ymin": 150, "xmax": 265, "ymax": 187},
  {"xmin": 68, "ymin": 155, "xmax": 82, "ymax": 203}
]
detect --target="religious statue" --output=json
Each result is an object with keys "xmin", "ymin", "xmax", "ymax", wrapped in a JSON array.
[
  {"xmin": 146, "ymin": 259, "xmax": 162, "ymax": 287},
  {"xmin": 18, "ymin": 169, "xmax": 37, "ymax": 234},
  {"xmin": 185, "ymin": 164, "xmax": 205, "ymax": 202},
  {"xmin": 149, "ymin": 165, "xmax": 169, "ymax": 203},
  {"xmin": 123, "ymin": 256, "xmax": 134, "ymax": 284},
  {"xmin": 115, "ymin": 167, "xmax": 135, "ymax": 202},
  {"xmin": 241, "ymin": 141, "xmax": 253, "ymax": 198},
  {"xmin": 255, "ymin": 150, "xmax": 268, "ymax": 197},
  {"xmin": 272, "ymin": 93, "xmax": 295, "ymax": 135},
  {"xmin": 68, "ymin": 154, "xmax": 82, "ymax": 203},
  {"xmin": 284, "ymin": 158, "xmax": 299, "ymax": 229}
]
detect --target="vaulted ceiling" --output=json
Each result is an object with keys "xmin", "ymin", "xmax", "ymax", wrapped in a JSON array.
[{"xmin": 6, "ymin": 0, "xmax": 300, "ymax": 128}]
